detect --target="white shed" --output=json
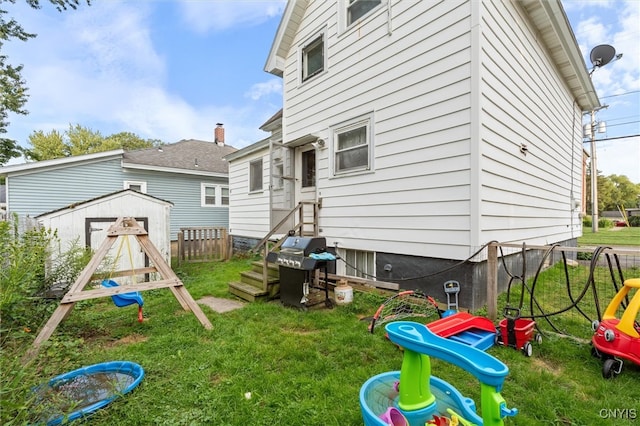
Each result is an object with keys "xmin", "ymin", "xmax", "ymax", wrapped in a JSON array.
[{"xmin": 36, "ymin": 190, "xmax": 173, "ymax": 282}]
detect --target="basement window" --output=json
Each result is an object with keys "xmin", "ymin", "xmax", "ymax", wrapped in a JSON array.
[{"xmin": 343, "ymin": 249, "xmax": 375, "ymax": 279}]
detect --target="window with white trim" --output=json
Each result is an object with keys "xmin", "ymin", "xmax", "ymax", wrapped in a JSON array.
[
  {"xmin": 333, "ymin": 116, "xmax": 372, "ymax": 175},
  {"xmin": 249, "ymin": 159, "xmax": 263, "ymax": 192},
  {"xmin": 301, "ymin": 33, "xmax": 325, "ymax": 82},
  {"xmin": 124, "ymin": 180, "xmax": 147, "ymax": 193},
  {"xmin": 347, "ymin": 0, "xmax": 382, "ymax": 26},
  {"xmin": 301, "ymin": 149, "xmax": 316, "ymax": 188},
  {"xmin": 201, "ymin": 183, "xmax": 229, "ymax": 207},
  {"xmin": 221, "ymin": 187, "xmax": 229, "ymax": 206},
  {"xmin": 343, "ymin": 249, "xmax": 375, "ymax": 279}
]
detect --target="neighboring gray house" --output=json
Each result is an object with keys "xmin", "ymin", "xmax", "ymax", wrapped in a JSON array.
[
  {"xmin": 1, "ymin": 132, "xmax": 237, "ymax": 240},
  {"xmin": 228, "ymin": 0, "xmax": 599, "ymax": 309}
]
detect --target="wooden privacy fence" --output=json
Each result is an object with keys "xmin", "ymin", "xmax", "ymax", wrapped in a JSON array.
[{"xmin": 177, "ymin": 227, "xmax": 229, "ymax": 265}]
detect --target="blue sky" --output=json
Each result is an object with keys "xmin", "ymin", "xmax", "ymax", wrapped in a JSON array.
[{"xmin": 3, "ymin": 0, "xmax": 639, "ymax": 183}]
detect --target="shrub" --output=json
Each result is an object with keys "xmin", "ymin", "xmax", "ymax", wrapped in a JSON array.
[
  {"xmin": 598, "ymin": 217, "xmax": 614, "ymax": 228},
  {"xmin": 629, "ymin": 215, "xmax": 640, "ymax": 227},
  {"xmin": 0, "ymin": 216, "xmax": 92, "ymax": 346}
]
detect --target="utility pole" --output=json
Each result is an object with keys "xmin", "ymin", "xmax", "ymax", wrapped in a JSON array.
[
  {"xmin": 585, "ymin": 44, "xmax": 621, "ymax": 233},
  {"xmin": 589, "ymin": 109, "xmax": 598, "ymax": 233},
  {"xmin": 587, "ymin": 105, "xmax": 608, "ymax": 233}
]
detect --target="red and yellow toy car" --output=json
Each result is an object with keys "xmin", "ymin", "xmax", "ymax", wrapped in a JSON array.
[{"xmin": 591, "ymin": 278, "xmax": 640, "ymax": 378}]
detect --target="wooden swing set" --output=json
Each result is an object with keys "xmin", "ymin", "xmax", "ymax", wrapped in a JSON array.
[{"xmin": 26, "ymin": 217, "xmax": 213, "ymax": 360}]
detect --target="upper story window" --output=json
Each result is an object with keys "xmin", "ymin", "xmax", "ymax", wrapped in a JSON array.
[
  {"xmin": 301, "ymin": 33, "xmax": 325, "ymax": 82},
  {"xmin": 249, "ymin": 159, "xmax": 263, "ymax": 192},
  {"xmin": 201, "ymin": 183, "xmax": 229, "ymax": 207},
  {"xmin": 347, "ymin": 0, "xmax": 382, "ymax": 26},
  {"xmin": 333, "ymin": 115, "xmax": 373, "ymax": 175},
  {"xmin": 301, "ymin": 149, "xmax": 316, "ymax": 188},
  {"xmin": 124, "ymin": 180, "xmax": 147, "ymax": 193}
]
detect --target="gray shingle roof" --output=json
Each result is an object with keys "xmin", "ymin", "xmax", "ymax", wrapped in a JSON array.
[{"xmin": 123, "ymin": 139, "xmax": 237, "ymax": 174}]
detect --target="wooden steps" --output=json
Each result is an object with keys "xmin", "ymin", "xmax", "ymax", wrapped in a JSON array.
[{"xmin": 228, "ymin": 261, "xmax": 279, "ymax": 302}]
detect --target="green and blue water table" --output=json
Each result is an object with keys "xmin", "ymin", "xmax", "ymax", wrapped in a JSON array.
[{"xmin": 360, "ymin": 321, "xmax": 518, "ymax": 425}]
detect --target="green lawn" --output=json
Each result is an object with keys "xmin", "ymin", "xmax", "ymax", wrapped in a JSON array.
[
  {"xmin": 3, "ymin": 251, "xmax": 639, "ymax": 425},
  {"xmin": 578, "ymin": 226, "xmax": 640, "ymax": 247}
]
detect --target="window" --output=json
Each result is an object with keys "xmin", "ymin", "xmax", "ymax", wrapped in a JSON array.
[
  {"xmin": 347, "ymin": 0, "xmax": 382, "ymax": 26},
  {"xmin": 302, "ymin": 34, "xmax": 324, "ymax": 82},
  {"xmin": 221, "ymin": 187, "xmax": 229, "ymax": 206},
  {"xmin": 334, "ymin": 117, "xmax": 372, "ymax": 174},
  {"xmin": 272, "ymin": 162, "xmax": 284, "ymax": 189},
  {"xmin": 301, "ymin": 149, "xmax": 316, "ymax": 188},
  {"xmin": 124, "ymin": 181, "xmax": 147, "ymax": 193},
  {"xmin": 250, "ymin": 159, "xmax": 263, "ymax": 192},
  {"xmin": 344, "ymin": 249, "xmax": 375, "ymax": 279},
  {"xmin": 204, "ymin": 185, "xmax": 216, "ymax": 205},
  {"xmin": 201, "ymin": 183, "xmax": 229, "ymax": 207}
]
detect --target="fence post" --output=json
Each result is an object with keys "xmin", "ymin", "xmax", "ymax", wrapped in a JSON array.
[
  {"xmin": 177, "ymin": 231, "xmax": 183, "ymax": 266},
  {"xmin": 487, "ymin": 242, "xmax": 498, "ymax": 321}
]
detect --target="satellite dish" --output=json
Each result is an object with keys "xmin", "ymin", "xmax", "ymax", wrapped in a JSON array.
[{"xmin": 589, "ymin": 44, "xmax": 616, "ymax": 68}]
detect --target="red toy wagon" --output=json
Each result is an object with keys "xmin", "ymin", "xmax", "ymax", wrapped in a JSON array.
[{"xmin": 495, "ymin": 308, "xmax": 541, "ymax": 357}]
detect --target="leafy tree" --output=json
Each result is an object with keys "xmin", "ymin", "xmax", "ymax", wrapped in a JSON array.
[
  {"xmin": 104, "ymin": 131, "xmax": 162, "ymax": 152},
  {"xmin": 0, "ymin": 0, "xmax": 89, "ymax": 166},
  {"xmin": 24, "ymin": 124, "xmax": 160, "ymax": 160},
  {"xmin": 586, "ymin": 166, "xmax": 640, "ymax": 214}
]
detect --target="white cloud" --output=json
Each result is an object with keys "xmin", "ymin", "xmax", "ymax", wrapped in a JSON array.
[
  {"xmin": 3, "ymin": 0, "xmax": 282, "ymax": 152},
  {"xmin": 177, "ymin": 0, "xmax": 286, "ymax": 34},
  {"xmin": 245, "ymin": 78, "xmax": 282, "ymax": 100}
]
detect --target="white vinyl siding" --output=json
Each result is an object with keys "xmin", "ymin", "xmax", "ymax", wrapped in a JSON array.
[
  {"xmin": 477, "ymin": 0, "xmax": 583, "ymax": 245},
  {"xmin": 283, "ymin": 0, "xmax": 473, "ymax": 259},
  {"xmin": 229, "ymin": 150, "xmax": 271, "ymax": 238},
  {"xmin": 278, "ymin": 0, "xmax": 583, "ymax": 260}
]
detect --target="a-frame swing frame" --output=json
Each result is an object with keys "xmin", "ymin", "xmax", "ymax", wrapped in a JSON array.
[{"xmin": 28, "ymin": 217, "xmax": 213, "ymax": 358}]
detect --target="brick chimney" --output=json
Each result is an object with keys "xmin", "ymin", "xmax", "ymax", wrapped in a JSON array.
[{"xmin": 214, "ymin": 123, "xmax": 224, "ymax": 146}]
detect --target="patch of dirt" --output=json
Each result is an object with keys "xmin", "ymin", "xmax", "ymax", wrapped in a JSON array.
[
  {"xmin": 107, "ymin": 333, "xmax": 148, "ymax": 347},
  {"xmin": 532, "ymin": 357, "xmax": 563, "ymax": 376}
]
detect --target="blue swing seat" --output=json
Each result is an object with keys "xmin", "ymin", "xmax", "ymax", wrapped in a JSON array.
[{"xmin": 101, "ymin": 279, "xmax": 144, "ymax": 307}]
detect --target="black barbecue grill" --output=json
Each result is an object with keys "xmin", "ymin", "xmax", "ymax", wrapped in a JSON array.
[{"xmin": 266, "ymin": 236, "xmax": 335, "ymax": 309}]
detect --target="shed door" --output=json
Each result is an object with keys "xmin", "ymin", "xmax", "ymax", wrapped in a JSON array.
[{"xmin": 86, "ymin": 217, "xmax": 149, "ymax": 284}]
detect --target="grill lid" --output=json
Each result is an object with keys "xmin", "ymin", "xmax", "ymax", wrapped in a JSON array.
[{"xmin": 280, "ymin": 236, "xmax": 327, "ymax": 256}]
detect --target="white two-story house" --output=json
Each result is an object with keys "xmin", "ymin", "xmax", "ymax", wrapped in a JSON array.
[{"xmin": 228, "ymin": 0, "xmax": 598, "ymax": 309}]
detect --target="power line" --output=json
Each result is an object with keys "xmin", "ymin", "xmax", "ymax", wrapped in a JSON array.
[
  {"xmin": 582, "ymin": 134, "xmax": 640, "ymax": 143},
  {"xmin": 600, "ymin": 90, "xmax": 640, "ymax": 99}
]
